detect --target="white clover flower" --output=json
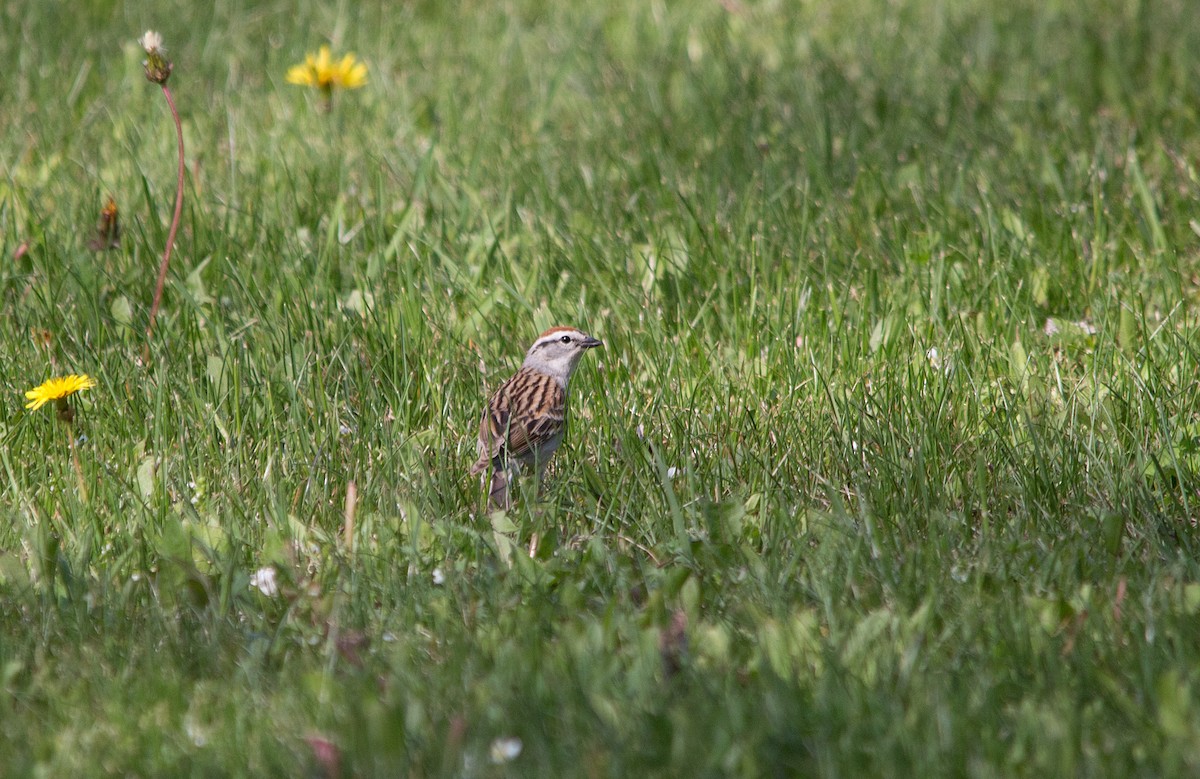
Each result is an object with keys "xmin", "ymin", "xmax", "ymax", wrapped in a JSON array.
[
  {"xmin": 249, "ymin": 566, "xmax": 279, "ymax": 597},
  {"xmin": 432, "ymin": 567, "xmax": 446, "ymax": 585}
]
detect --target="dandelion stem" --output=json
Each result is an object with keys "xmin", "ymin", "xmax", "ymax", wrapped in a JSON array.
[
  {"xmin": 146, "ymin": 83, "xmax": 185, "ymax": 351},
  {"xmin": 67, "ymin": 423, "xmax": 88, "ymax": 504},
  {"xmin": 343, "ymin": 480, "xmax": 357, "ymax": 552}
]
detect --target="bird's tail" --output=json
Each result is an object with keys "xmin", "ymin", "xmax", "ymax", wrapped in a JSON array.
[
  {"xmin": 472, "ymin": 457, "xmax": 511, "ymax": 509},
  {"xmin": 486, "ymin": 468, "xmax": 510, "ymax": 510}
]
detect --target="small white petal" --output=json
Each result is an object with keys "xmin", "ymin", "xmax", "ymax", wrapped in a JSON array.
[
  {"xmin": 432, "ymin": 567, "xmax": 445, "ymax": 585},
  {"xmin": 184, "ymin": 714, "xmax": 208, "ymax": 747},
  {"xmin": 666, "ymin": 466, "xmax": 679, "ymax": 479},
  {"xmin": 249, "ymin": 566, "xmax": 279, "ymax": 597},
  {"xmin": 490, "ymin": 737, "xmax": 523, "ymax": 764}
]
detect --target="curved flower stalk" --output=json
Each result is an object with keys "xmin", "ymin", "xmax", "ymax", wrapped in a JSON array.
[{"xmin": 138, "ymin": 30, "xmax": 185, "ymax": 353}]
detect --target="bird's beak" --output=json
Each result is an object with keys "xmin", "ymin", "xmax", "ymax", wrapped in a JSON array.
[{"xmin": 581, "ymin": 336, "xmax": 603, "ymax": 349}]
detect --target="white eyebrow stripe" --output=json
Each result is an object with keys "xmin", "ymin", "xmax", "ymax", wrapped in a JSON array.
[{"xmin": 535, "ymin": 331, "xmax": 582, "ymax": 346}]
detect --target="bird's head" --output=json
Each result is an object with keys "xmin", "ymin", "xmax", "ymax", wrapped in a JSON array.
[{"xmin": 522, "ymin": 326, "xmax": 603, "ymax": 383}]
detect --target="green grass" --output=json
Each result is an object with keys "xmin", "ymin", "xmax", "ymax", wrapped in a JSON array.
[{"xmin": 3, "ymin": 0, "xmax": 1200, "ymax": 774}]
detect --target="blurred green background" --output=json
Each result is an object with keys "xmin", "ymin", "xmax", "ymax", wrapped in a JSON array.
[{"xmin": 2, "ymin": 0, "xmax": 1200, "ymax": 775}]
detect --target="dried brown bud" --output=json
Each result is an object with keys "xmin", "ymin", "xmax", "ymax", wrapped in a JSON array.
[{"xmin": 88, "ymin": 196, "xmax": 120, "ymax": 251}]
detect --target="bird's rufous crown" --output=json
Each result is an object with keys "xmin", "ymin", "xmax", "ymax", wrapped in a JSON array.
[{"xmin": 538, "ymin": 325, "xmax": 581, "ymax": 339}]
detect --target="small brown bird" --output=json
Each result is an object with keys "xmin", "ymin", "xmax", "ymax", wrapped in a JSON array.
[{"xmin": 471, "ymin": 326, "xmax": 603, "ymax": 508}]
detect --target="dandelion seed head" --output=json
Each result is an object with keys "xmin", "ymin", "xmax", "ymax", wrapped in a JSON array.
[{"xmin": 138, "ymin": 30, "xmax": 164, "ymax": 54}]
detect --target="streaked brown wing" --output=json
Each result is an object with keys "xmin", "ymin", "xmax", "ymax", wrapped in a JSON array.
[
  {"xmin": 476, "ymin": 373, "xmax": 526, "ymax": 464},
  {"xmin": 511, "ymin": 372, "xmax": 565, "ymax": 457},
  {"xmin": 522, "ymin": 403, "xmax": 564, "ymax": 449},
  {"xmin": 476, "ymin": 369, "xmax": 566, "ymax": 465},
  {"xmin": 491, "ymin": 404, "xmax": 535, "ymax": 460}
]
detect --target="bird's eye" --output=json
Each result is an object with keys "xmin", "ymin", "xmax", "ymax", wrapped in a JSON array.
[{"xmin": 560, "ymin": 335, "xmax": 572, "ymax": 343}]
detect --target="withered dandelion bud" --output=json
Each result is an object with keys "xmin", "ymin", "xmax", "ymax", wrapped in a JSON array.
[
  {"xmin": 139, "ymin": 30, "xmax": 172, "ymax": 84},
  {"xmin": 88, "ymin": 196, "xmax": 120, "ymax": 251}
]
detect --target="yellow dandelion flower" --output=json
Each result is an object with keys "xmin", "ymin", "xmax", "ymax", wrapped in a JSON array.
[
  {"xmin": 286, "ymin": 46, "xmax": 368, "ymax": 90},
  {"xmin": 25, "ymin": 374, "xmax": 97, "ymax": 411}
]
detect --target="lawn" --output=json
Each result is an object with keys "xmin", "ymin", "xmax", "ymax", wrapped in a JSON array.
[{"xmin": 3, "ymin": 0, "xmax": 1200, "ymax": 775}]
